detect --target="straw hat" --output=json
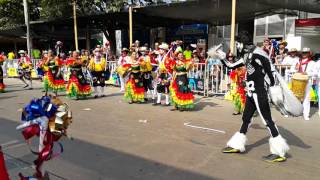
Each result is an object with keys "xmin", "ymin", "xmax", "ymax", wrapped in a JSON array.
[
  {"xmin": 139, "ymin": 46, "xmax": 148, "ymax": 52},
  {"xmin": 279, "ymin": 40, "xmax": 288, "ymax": 46},
  {"xmin": 18, "ymin": 50, "xmax": 26, "ymax": 54},
  {"xmin": 159, "ymin": 43, "xmax": 169, "ymax": 50},
  {"xmin": 121, "ymin": 48, "xmax": 129, "ymax": 52},
  {"xmin": 302, "ymin": 47, "xmax": 311, "ymax": 52},
  {"xmin": 289, "ymin": 48, "xmax": 297, "ymax": 52}
]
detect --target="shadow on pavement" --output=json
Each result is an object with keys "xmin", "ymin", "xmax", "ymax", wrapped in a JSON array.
[
  {"xmin": 0, "ymin": 117, "xmax": 219, "ymax": 180},
  {"xmin": 245, "ymin": 124, "xmax": 311, "ymax": 153},
  {"xmin": 0, "ymin": 95, "xmax": 17, "ymax": 100},
  {"xmin": 193, "ymin": 101, "xmax": 218, "ymax": 111}
]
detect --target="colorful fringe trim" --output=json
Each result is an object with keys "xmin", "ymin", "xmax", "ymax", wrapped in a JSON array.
[
  {"xmin": 0, "ymin": 83, "xmax": 5, "ymax": 93},
  {"xmin": 170, "ymin": 79, "xmax": 194, "ymax": 109},
  {"xmin": 43, "ymin": 71, "xmax": 65, "ymax": 92},
  {"xmin": 124, "ymin": 80, "xmax": 145, "ymax": 102},
  {"xmin": 228, "ymin": 70, "xmax": 246, "ymax": 113},
  {"xmin": 66, "ymin": 76, "xmax": 91, "ymax": 98},
  {"xmin": 288, "ymin": 83, "xmax": 319, "ymax": 102}
]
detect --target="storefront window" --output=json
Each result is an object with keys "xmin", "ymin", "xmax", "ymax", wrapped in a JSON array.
[
  {"xmin": 268, "ymin": 14, "xmax": 284, "ymax": 36},
  {"xmin": 255, "ymin": 17, "xmax": 266, "ymax": 36}
]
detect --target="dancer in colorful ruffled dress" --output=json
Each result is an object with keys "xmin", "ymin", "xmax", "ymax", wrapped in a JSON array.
[
  {"xmin": 170, "ymin": 52, "xmax": 194, "ymax": 111},
  {"xmin": 226, "ymin": 53, "xmax": 246, "ymax": 115},
  {"xmin": 125, "ymin": 51, "xmax": 145, "ymax": 104},
  {"xmin": 43, "ymin": 55, "xmax": 66, "ymax": 95},
  {"xmin": 66, "ymin": 51, "xmax": 91, "ymax": 99},
  {"xmin": 0, "ymin": 54, "xmax": 5, "ymax": 93}
]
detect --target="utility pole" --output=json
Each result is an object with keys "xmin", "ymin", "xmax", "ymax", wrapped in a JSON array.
[
  {"xmin": 73, "ymin": 0, "xmax": 79, "ymax": 51},
  {"xmin": 23, "ymin": 0, "xmax": 32, "ymax": 57},
  {"xmin": 129, "ymin": 6, "xmax": 133, "ymax": 47},
  {"xmin": 230, "ymin": 0, "xmax": 237, "ymax": 54}
]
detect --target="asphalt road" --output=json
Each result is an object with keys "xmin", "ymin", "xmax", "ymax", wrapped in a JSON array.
[{"xmin": 0, "ymin": 78, "xmax": 319, "ymax": 180}]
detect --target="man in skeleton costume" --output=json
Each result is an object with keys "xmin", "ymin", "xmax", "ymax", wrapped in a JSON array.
[
  {"xmin": 89, "ymin": 48, "xmax": 107, "ymax": 98},
  {"xmin": 18, "ymin": 50, "xmax": 33, "ymax": 89},
  {"xmin": 217, "ymin": 33, "xmax": 289, "ymax": 162}
]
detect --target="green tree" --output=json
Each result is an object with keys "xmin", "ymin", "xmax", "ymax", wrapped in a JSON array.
[{"xmin": 0, "ymin": 0, "xmax": 128, "ymax": 29}]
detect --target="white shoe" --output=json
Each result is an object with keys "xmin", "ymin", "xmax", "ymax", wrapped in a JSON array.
[
  {"xmin": 318, "ymin": 112, "xmax": 320, "ymax": 118},
  {"xmin": 304, "ymin": 116, "xmax": 310, "ymax": 121}
]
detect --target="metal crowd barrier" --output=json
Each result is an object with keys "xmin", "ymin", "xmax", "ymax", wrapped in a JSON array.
[
  {"xmin": 2, "ymin": 59, "xmax": 294, "ymax": 97},
  {"xmin": 188, "ymin": 63, "xmax": 207, "ymax": 96}
]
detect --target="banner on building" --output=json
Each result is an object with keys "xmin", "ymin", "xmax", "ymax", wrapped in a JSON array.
[{"xmin": 295, "ymin": 18, "xmax": 320, "ymax": 36}]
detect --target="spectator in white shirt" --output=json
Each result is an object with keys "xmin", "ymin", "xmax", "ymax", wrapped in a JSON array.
[
  {"xmin": 282, "ymin": 48, "xmax": 299, "ymax": 82},
  {"xmin": 117, "ymin": 48, "xmax": 130, "ymax": 92}
]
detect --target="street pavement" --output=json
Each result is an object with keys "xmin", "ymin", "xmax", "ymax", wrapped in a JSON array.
[{"xmin": 0, "ymin": 78, "xmax": 320, "ymax": 180}]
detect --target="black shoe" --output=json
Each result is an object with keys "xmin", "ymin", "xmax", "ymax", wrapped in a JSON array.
[
  {"xmin": 94, "ymin": 95, "xmax": 98, "ymax": 99},
  {"xmin": 222, "ymin": 147, "xmax": 241, "ymax": 153},
  {"xmin": 153, "ymin": 102, "xmax": 161, "ymax": 106},
  {"xmin": 164, "ymin": 103, "xmax": 170, "ymax": 106},
  {"xmin": 23, "ymin": 84, "xmax": 29, "ymax": 88},
  {"xmin": 144, "ymin": 98, "xmax": 148, "ymax": 102},
  {"xmin": 263, "ymin": 154, "xmax": 286, "ymax": 163},
  {"xmin": 101, "ymin": 94, "xmax": 105, "ymax": 97},
  {"xmin": 170, "ymin": 108, "xmax": 177, "ymax": 111}
]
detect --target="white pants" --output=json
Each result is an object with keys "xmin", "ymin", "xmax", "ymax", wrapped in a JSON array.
[
  {"xmin": 120, "ymin": 76, "xmax": 128, "ymax": 91},
  {"xmin": 303, "ymin": 82, "xmax": 312, "ymax": 118},
  {"xmin": 284, "ymin": 70, "xmax": 292, "ymax": 83}
]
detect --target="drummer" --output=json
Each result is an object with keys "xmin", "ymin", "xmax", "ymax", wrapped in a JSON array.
[
  {"xmin": 291, "ymin": 47, "xmax": 315, "ymax": 121},
  {"xmin": 117, "ymin": 48, "xmax": 130, "ymax": 92}
]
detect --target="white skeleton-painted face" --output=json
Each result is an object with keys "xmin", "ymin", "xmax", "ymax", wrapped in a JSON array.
[{"xmin": 236, "ymin": 41, "xmax": 244, "ymax": 53}]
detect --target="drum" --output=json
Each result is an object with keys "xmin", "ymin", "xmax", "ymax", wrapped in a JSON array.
[
  {"xmin": 116, "ymin": 65, "xmax": 129, "ymax": 78},
  {"xmin": 291, "ymin": 73, "xmax": 309, "ymax": 101}
]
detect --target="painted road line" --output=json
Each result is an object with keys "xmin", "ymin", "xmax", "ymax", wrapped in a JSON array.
[
  {"xmin": 184, "ymin": 122, "xmax": 226, "ymax": 134},
  {"xmin": 0, "ymin": 140, "xmax": 19, "ymax": 147}
]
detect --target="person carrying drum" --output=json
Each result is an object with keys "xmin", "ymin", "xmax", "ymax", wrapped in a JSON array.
[{"xmin": 290, "ymin": 47, "xmax": 315, "ymax": 121}]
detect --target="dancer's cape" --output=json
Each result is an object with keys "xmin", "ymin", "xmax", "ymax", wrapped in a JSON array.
[{"xmin": 269, "ymin": 71, "xmax": 303, "ymax": 116}]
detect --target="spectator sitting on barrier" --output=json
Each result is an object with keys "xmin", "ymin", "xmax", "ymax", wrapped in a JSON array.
[
  {"xmin": 192, "ymin": 50, "xmax": 199, "ymax": 63},
  {"xmin": 206, "ymin": 52, "xmax": 222, "ymax": 92}
]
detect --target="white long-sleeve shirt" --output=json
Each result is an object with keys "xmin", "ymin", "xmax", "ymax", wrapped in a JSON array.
[
  {"xmin": 313, "ymin": 60, "xmax": 320, "ymax": 78},
  {"xmin": 282, "ymin": 56, "xmax": 299, "ymax": 66},
  {"xmin": 290, "ymin": 58, "xmax": 315, "ymax": 77},
  {"xmin": 117, "ymin": 55, "xmax": 129, "ymax": 66}
]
